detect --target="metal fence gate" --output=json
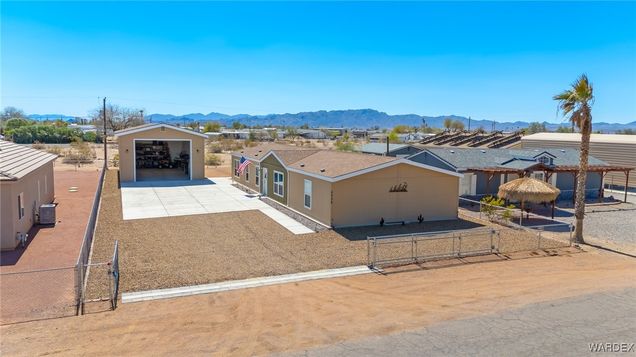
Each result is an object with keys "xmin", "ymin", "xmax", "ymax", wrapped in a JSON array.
[{"xmin": 367, "ymin": 228, "xmax": 500, "ymax": 269}]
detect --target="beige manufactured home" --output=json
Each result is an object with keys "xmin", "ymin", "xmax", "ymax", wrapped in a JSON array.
[
  {"xmin": 0, "ymin": 140, "xmax": 57, "ymax": 250},
  {"xmin": 520, "ymin": 133, "xmax": 636, "ymax": 189},
  {"xmin": 115, "ymin": 124, "xmax": 207, "ymax": 182},
  {"xmin": 232, "ymin": 144, "xmax": 462, "ymax": 228}
]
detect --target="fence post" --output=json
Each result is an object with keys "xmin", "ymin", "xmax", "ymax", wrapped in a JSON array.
[
  {"xmin": 372, "ymin": 237, "xmax": 377, "ymax": 269},
  {"xmin": 569, "ymin": 224, "xmax": 573, "ymax": 246},
  {"xmin": 537, "ymin": 226, "xmax": 543, "ymax": 250},
  {"xmin": 367, "ymin": 237, "xmax": 371, "ymax": 267},
  {"xmin": 490, "ymin": 229, "xmax": 494, "ymax": 253},
  {"xmin": 458, "ymin": 235, "xmax": 462, "ymax": 257}
]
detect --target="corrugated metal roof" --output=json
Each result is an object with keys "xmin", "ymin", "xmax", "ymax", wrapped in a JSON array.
[
  {"xmin": 421, "ymin": 147, "xmax": 608, "ymax": 170},
  {"xmin": 521, "ymin": 132, "xmax": 636, "ymax": 145},
  {"xmin": 359, "ymin": 143, "xmax": 410, "ymax": 154},
  {"xmin": 0, "ymin": 140, "xmax": 57, "ymax": 181}
]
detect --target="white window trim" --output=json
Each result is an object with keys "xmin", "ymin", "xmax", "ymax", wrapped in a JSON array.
[
  {"xmin": 255, "ymin": 166, "xmax": 260, "ymax": 186},
  {"xmin": 303, "ymin": 179, "xmax": 312, "ymax": 209},
  {"xmin": 273, "ymin": 170, "xmax": 284, "ymax": 198}
]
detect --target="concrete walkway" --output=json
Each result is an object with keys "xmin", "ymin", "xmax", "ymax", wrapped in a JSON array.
[
  {"xmin": 120, "ymin": 177, "xmax": 314, "ymax": 234},
  {"xmin": 122, "ymin": 265, "xmax": 373, "ymax": 303}
]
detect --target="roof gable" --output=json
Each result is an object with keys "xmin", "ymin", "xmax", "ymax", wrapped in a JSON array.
[{"xmin": 114, "ymin": 124, "xmax": 208, "ymax": 138}]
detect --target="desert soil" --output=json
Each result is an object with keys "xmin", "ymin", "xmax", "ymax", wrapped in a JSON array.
[
  {"xmin": 86, "ymin": 169, "xmax": 565, "ymax": 295},
  {"xmin": 2, "ymin": 249, "xmax": 635, "ymax": 356}
]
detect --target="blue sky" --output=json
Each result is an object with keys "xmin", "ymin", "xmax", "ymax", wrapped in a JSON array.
[{"xmin": 2, "ymin": 1, "xmax": 635, "ymax": 123}]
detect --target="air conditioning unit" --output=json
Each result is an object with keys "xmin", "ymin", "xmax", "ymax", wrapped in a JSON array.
[{"xmin": 39, "ymin": 204, "xmax": 57, "ymax": 225}]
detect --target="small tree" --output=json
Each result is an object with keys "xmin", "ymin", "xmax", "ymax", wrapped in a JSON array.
[
  {"xmin": 443, "ymin": 118, "xmax": 453, "ymax": 130},
  {"xmin": 450, "ymin": 120, "xmax": 465, "ymax": 131},
  {"xmin": 203, "ymin": 121, "xmax": 221, "ymax": 133}
]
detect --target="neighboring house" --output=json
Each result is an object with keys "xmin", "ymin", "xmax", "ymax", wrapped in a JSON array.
[
  {"xmin": 358, "ymin": 143, "xmax": 422, "ymax": 158},
  {"xmin": 0, "ymin": 140, "xmax": 57, "ymax": 250},
  {"xmin": 297, "ymin": 129, "xmax": 327, "ymax": 140},
  {"xmin": 520, "ymin": 132, "xmax": 636, "ymax": 189},
  {"xmin": 114, "ymin": 123, "xmax": 207, "ymax": 182},
  {"xmin": 232, "ymin": 144, "xmax": 463, "ymax": 228},
  {"xmin": 409, "ymin": 147, "xmax": 623, "ymax": 200}
]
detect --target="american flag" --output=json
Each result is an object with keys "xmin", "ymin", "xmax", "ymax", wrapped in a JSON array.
[{"xmin": 237, "ymin": 156, "xmax": 251, "ymax": 175}]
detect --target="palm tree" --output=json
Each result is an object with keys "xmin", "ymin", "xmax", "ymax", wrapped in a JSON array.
[{"xmin": 553, "ymin": 74, "xmax": 594, "ymax": 243}]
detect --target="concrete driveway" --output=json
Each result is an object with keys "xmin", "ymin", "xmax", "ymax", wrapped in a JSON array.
[{"xmin": 120, "ymin": 177, "xmax": 313, "ymax": 234}]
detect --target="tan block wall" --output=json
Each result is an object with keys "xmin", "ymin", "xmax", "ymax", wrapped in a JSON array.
[
  {"xmin": 1, "ymin": 162, "xmax": 55, "ymax": 250},
  {"xmin": 117, "ymin": 128, "xmax": 205, "ymax": 181},
  {"xmin": 331, "ymin": 163, "xmax": 459, "ymax": 227},
  {"xmin": 287, "ymin": 171, "xmax": 332, "ymax": 226}
]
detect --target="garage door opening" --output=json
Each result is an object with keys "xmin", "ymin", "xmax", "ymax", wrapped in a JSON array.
[{"xmin": 135, "ymin": 140, "xmax": 191, "ymax": 181}]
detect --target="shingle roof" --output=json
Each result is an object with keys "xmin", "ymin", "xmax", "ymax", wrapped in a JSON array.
[
  {"xmin": 0, "ymin": 140, "xmax": 57, "ymax": 181},
  {"xmin": 287, "ymin": 150, "xmax": 396, "ymax": 178},
  {"xmin": 234, "ymin": 143, "xmax": 316, "ymax": 162},
  {"xmin": 421, "ymin": 147, "xmax": 609, "ymax": 170}
]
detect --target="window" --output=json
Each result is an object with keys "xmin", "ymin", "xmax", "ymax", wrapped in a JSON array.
[
  {"xmin": 18, "ymin": 192, "xmax": 24, "ymax": 220},
  {"xmin": 245, "ymin": 165, "xmax": 250, "ymax": 182},
  {"xmin": 304, "ymin": 179, "xmax": 312, "ymax": 209},
  {"xmin": 255, "ymin": 167, "xmax": 260, "ymax": 186},
  {"xmin": 533, "ymin": 172, "xmax": 545, "ymax": 181},
  {"xmin": 234, "ymin": 159, "xmax": 239, "ymax": 177},
  {"xmin": 538, "ymin": 156, "xmax": 551, "ymax": 165},
  {"xmin": 273, "ymin": 171, "xmax": 284, "ymax": 197}
]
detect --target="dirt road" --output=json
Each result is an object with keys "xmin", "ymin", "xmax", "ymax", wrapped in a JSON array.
[{"xmin": 2, "ymin": 250, "xmax": 635, "ymax": 356}]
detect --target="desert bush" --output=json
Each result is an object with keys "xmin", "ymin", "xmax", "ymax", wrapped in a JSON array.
[
  {"xmin": 31, "ymin": 141, "xmax": 46, "ymax": 150},
  {"xmin": 63, "ymin": 139, "xmax": 95, "ymax": 164},
  {"xmin": 112, "ymin": 153, "xmax": 120, "ymax": 167},
  {"xmin": 205, "ymin": 153, "xmax": 223, "ymax": 166},
  {"xmin": 46, "ymin": 145, "xmax": 63, "ymax": 156},
  {"xmin": 208, "ymin": 142, "xmax": 223, "ymax": 153}
]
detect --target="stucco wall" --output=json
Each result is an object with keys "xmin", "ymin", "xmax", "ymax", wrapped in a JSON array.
[
  {"xmin": 555, "ymin": 172, "xmax": 603, "ymax": 199},
  {"xmin": 287, "ymin": 171, "xmax": 332, "ymax": 226},
  {"xmin": 117, "ymin": 127, "xmax": 205, "ymax": 181},
  {"xmin": 331, "ymin": 163, "xmax": 459, "ymax": 227},
  {"xmin": 1, "ymin": 162, "xmax": 55, "ymax": 250}
]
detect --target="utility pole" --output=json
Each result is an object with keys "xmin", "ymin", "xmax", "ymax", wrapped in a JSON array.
[
  {"xmin": 103, "ymin": 97, "xmax": 108, "ymax": 170},
  {"xmin": 140, "ymin": 109, "xmax": 144, "ymax": 123},
  {"xmin": 468, "ymin": 116, "xmax": 471, "ymax": 131}
]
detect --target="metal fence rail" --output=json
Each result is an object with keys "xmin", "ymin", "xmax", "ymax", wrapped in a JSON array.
[{"xmin": 367, "ymin": 228, "xmax": 500, "ymax": 269}]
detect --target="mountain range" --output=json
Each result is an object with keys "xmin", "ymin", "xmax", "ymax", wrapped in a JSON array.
[{"xmin": 27, "ymin": 109, "xmax": 636, "ymax": 133}]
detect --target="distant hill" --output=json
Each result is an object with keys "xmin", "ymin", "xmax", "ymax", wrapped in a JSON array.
[
  {"xmin": 26, "ymin": 109, "xmax": 636, "ymax": 133},
  {"xmin": 145, "ymin": 109, "xmax": 636, "ymax": 133}
]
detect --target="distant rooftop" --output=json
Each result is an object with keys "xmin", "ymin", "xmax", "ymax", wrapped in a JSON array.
[
  {"xmin": 522, "ymin": 132, "xmax": 636, "ymax": 145},
  {"xmin": 421, "ymin": 147, "xmax": 608, "ymax": 170}
]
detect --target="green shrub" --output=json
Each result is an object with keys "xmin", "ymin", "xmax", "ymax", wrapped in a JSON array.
[{"xmin": 480, "ymin": 195, "xmax": 516, "ymax": 223}]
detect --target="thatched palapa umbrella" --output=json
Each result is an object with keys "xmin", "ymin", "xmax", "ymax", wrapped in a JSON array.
[{"xmin": 498, "ymin": 177, "xmax": 561, "ymax": 221}]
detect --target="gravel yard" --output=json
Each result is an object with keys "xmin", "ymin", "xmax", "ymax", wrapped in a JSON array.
[{"xmin": 87, "ymin": 170, "xmax": 567, "ymax": 295}]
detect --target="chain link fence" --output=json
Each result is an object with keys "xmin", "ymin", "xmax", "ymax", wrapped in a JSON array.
[
  {"xmin": 0, "ymin": 163, "xmax": 121, "ymax": 324},
  {"xmin": 0, "ymin": 266, "xmax": 78, "ymax": 324}
]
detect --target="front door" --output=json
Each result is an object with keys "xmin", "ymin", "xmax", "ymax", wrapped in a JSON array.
[{"xmin": 262, "ymin": 168, "xmax": 268, "ymax": 195}]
